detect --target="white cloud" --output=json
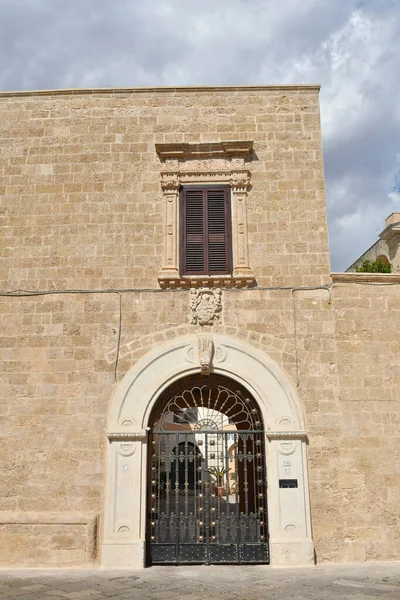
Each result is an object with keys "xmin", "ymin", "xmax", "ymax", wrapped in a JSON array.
[
  {"xmin": 0, "ymin": 0, "xmax": 399, "ymax": 270},
  {"xmin": 388, "ymin": 191, "xmax": 400, "ymax": 208}
]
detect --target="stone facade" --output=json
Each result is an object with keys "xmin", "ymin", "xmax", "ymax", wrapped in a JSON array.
[{"xmin": 0, "ymin": 86, "xmax": 399, "ymax": 567}]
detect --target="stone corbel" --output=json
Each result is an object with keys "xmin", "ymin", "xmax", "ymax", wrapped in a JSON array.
[{"xmin": 197, "ymin": 335, "xmax": 214, "ymax": 375}]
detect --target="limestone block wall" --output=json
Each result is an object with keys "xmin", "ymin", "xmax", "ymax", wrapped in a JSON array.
[
  {"xmin": 0, "ymin": 85, "xmax": 330, "ymax": 291},
  {"xmin": 0, "ymin": 293, "xmax": 115, "ymax": 565},
  {"xmin": 1, "ymin": 287, "xmax": 336, "ymax": 565},
  {"xmin": 1, "ymin": 281, "xmax": 399, "ymax": 566},
  {"xmin": 327, "ymin": 275, "xmax": 400, "ymax": 563}
]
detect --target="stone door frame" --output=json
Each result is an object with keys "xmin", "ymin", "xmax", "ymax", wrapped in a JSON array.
[{"xmin": 102, "ymin": 334, "xmax": 314, "ymax": 568}]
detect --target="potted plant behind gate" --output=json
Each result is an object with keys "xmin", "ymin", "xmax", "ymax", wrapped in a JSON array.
[{"xmin": 208, "ymin": 465, "xmax": 229, "ymax": 498}]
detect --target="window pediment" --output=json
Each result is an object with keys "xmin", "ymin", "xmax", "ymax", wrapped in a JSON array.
[{"xmin": 156, "ymin": 140, "xmax": 254, "ymax": 160}]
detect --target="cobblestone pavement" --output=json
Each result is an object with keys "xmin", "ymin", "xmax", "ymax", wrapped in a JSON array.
[{"xmin": 0, "ymin": 563, "xmax": 399, "ymax": 600}]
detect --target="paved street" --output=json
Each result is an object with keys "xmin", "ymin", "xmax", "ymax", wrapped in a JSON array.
[{"xmin": 0, "ymin": 563, "xmax": 399, "ymax": 600}]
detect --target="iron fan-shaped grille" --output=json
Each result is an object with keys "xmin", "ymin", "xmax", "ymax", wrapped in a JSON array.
[{"xmin": 153, "ymin": 383, "xmax": 263, "ymax": 433}]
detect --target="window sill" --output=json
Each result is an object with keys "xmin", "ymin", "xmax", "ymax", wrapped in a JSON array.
[{"xmin": 158, "ymin": 273, "xmax": 256, "ymax": 289}]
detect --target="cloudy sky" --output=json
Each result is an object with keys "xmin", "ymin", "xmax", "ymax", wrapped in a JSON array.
[{"xmin": 1, "ymin": 0, "xmax": 399, "ymax": 271}]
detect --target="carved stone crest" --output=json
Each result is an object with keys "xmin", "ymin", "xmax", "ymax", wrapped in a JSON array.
[{"xmin": 190, "ymin": 288, "xmax": 222, "ymax": 326}]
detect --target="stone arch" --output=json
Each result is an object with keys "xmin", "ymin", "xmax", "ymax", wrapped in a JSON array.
[
  {"xmin": 102, "ymin": 334, "xmax": 314, "ymax": 568},
  {"xmin": 376, "ymin": 254, "xmax": 390, "ymax": 265},
  {"xmin": 113, "ymin": 324, "xmax": 295, "ymax": 379}
]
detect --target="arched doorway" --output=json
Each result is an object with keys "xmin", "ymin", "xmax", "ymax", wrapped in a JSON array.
[
  {"xmin": 102, "ymin": 334, "xmax": 314, "ymax": 568},
  {"xmin": 146, "ymin": 374, "xmax": 269, "ymax": 565}
]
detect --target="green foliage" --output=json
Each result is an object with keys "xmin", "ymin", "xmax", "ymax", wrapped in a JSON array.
[
  {"xmin": 355, "ymin": 257, "xmax": 392, "ymax": 273},
  {"xmin": 207, "ymin": 465, "xmax": 229, "ymax": 485}
]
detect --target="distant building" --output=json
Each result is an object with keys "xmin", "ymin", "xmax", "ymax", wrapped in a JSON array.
[{"xmin": 346, "ymin": 212, "xmax": 400, "ymax": 271}]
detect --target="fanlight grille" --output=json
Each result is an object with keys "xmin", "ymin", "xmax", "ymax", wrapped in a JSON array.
[{"xmin": 153, "ymin": 383, "xmax": 263, "ymax": 433}]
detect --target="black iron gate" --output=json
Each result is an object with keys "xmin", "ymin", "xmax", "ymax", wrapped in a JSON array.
[{"xmin": 146, "ymin": 379, "xmax": 269, "ymax": 565}]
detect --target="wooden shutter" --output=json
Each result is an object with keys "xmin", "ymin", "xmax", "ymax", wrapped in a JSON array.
[
  {"xmin": 181, "ymin": 186, "xmax": 231, "ymax": 275},
  {"xmin": 183, "ymin": 188, "xmax": 205, "ymax": 273},
  {"xmin": 207, "ymin": 188, "xmax": 229, "ymax": 273}
]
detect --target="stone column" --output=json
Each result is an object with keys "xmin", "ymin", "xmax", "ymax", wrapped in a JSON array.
[
  {"xmin": 159, "ymin": 171, "xmax": 180, "ymax": 278},
  {"xmin": 231, "ymin": 171, "xmax": 253, "ymax": 277},
  {"xmin": 102, "ymin": 431, "xmax": 147, "ymax": 568},
  {"xmin": 266, "ymin": 432, "xmax": 314, "ymax": 566}
]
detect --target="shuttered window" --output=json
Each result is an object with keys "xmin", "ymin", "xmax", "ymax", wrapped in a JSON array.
[{"xmin": 180, "ymin": 186, "xmax": 232, "ymax": 276}]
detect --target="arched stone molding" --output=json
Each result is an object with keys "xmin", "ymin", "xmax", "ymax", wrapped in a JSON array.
[{"xmin": 102, "ymin": 334, "xmax": 314, "ymax": 568}]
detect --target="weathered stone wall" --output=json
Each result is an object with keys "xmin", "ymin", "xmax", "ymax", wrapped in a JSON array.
[
  {"xmin": 325, "ymin": 276, "xmax": 400, "ymax": 563},
  {"xmin": 0, "ymin": 292, "xmax": 114, "ymax": 565},
  {"xmin": 0, "ymin": 86, "xmax": 329, "ymax": 291},
  {"xmin": 1, "ymin": 283, "xmax": 399, "ymax": 566},
  {"xmin": 0, "ymin": 87, "xmax": 399, "ymax": 566},
  {"xmin": 1, "ymin": 286, "xmax": 336, "ymax": 565}
]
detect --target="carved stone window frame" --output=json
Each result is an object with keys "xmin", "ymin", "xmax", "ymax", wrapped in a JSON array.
[{"xmin": 156, "ymin": 141, "xmax": 256, "ymax": 289}]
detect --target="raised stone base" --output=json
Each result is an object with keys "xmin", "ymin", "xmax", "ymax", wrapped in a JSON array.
[
  {"xmin": 269, "ymin": 538, "xmax": 315, "ymax": 566},
  {"xmin": 101, "ymin": 541, "xmax": 145, "ymax": 569}
]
